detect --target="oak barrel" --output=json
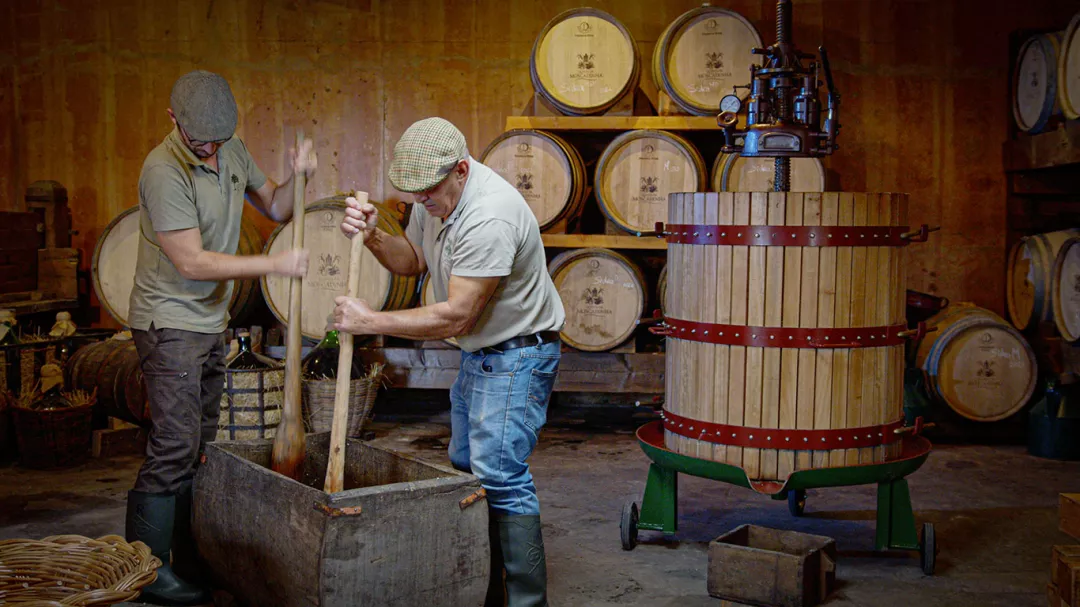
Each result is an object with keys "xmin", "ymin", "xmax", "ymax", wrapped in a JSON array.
[
  {"xmin": 595, "ymin": 130, "xmax": 707, "ymax": 235},
  {"xmin": 549, "ymin": 248, "xmax": 645, "ymax": 352},
  {"xmin": 1006, "ymin": 228, "xmax": 1080, "ymax": 331},
  {"xmin": 64, "ymin": 336, "xmax": 149, "ymax": 426},
  {"xmin": 663, "ymin": 192, "xmax": 908, "ymax": 481},
  {"xmin": 193, "ymin": 433, "xmax": 489, "ymax": 607},
  {"xmin": 1052, "ymin": 236, "xmax": 1080, "ymax": 342},
  {"xmin": 915, "ymin": 303, "xmax": 1037, "ymax": 422},
  {"xmin": 657, "ymin": 264, "xmax": 668, "ymax": 314},
  {"xmin": 712, "ymin": 152, "xmax": 826, "ymax": 193},
  {"xmin": 530, "ymin": 8, "xmax": 640, "ymax": 116},
  {"xmin": 1013, "ymin": 31, "xmax": 1064, "ymax": 134},
  {"xmin": 262, "ymin": 198, "xmax": 418, "ymax": 341},
  {"xmin": 92, "ymin": 206, "xmax": 264, "ymax": 328},
  {"xmin": 652, "ymin": 6, "xmax": 762, "ymax": 116},
  {"xmin": 479, "ymin": 129, "xmax": 587, "ymax": 231},
  {"xmin": 1061, "ymin": 12, "xmax": 1080, "ymax": 119},
  {"xmin": 419, "ymin": 273, "xmax": 459, "ymax": 348}
]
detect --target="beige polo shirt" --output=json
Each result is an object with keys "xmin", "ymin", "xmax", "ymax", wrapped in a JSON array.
[
  {"xmin": 405, "ymin": 158, "xmax": 566, "ymax": 352},
  {"xmin": 128, "ymin": 128, "xmax": 267, "ymax": 334}
]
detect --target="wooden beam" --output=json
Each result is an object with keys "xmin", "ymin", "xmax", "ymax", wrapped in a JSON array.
[
  {"xmin": 504, "ymin": 116, "xmax": 722, "ymax": 132},
  {"xmin": 1004, "ymin": 122, "xmax": 1080, "ymax": 172}
]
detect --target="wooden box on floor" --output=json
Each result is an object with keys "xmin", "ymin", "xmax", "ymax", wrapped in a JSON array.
[
  {"xmin": 1063, "ymin": 494, "xmax": 1080, "ymax": 540},
  {"xmin": 708, "ymin": 525, "xmax": 836, "ymax": 607},
  {"xmin": 192, "ymin": 432, "xmax": 489, "ymax": 607}
]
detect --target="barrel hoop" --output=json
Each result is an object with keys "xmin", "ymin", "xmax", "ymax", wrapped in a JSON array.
[
  {"xmin": 661, "ymin": 409, "xmax": 906, "ymax": 450},
  {"xmin": 659, "ymin": 317, "xmax": 911, "ymax": 348},
  {"xmin": 663, "ymin": 223, "xmax": 922, "ymax": 247}
]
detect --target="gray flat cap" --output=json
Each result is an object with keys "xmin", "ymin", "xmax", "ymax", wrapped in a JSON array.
[
  {"xmin": 389, "ymin": 118, "xmax": 469, "ymax": 193},
  {"xmin": 170, "ymin": 70, "xmax": 238, "ymax": 142}
]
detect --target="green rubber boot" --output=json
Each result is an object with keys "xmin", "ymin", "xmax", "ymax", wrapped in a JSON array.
[
  {"xmin": 170, "ymin": 479, "xmax": 208, "ymax": 587},
  {"xmin": 485, "ymin": 513, "xmax": 506, "ymax": 607},
  {"xmin": 496, "ymin": 515, "xmax": 548, "ymax": 607},
  {"xmin": 125, "ymin": 490, "xmax": 212, "ymax": 606}
]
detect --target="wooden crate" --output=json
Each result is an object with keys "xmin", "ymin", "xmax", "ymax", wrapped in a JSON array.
[
  {"xmin": 708, "ymin": 524, "xmax": 837, "ymax": 607},
  {"xmin": 1063, "ymin": 494, "xmax": 1080, "ymax": 540}
]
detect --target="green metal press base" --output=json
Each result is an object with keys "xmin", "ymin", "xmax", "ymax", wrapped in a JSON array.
[{"xmin": 621, "ymin": 421, "xmax": 937, "ymax": 574}]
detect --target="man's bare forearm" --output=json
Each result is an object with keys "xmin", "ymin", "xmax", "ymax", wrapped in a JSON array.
[
  {"xmin": 179, "ymin": 251, "xmax": 278, "ymax": 282},
  {"xmin": 265, "ymin": 174, "xmax": 297, "ymax": 222},
  {"xmin": 367, "ymin": 303, "xmax": 469, "ymax": 340},
  {"xmin": 364, "ymin": 230, "xmax": 423, "ymax": 276}
]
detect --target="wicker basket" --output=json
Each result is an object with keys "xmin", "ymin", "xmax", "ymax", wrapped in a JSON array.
[
  {"xmin": 217, "ymin": 366, "xmax": 284, "ymax": 441},
  {"xmin": 0, "ymin": 534, "xmax": 161, "ymax": 606},
  {"xmin": 11, "ymin": 404, "xmax": 94, "ymax": 470},
  {"xmin": 302, "ymin": 371, "xmax": 381, "ymax": 437}
]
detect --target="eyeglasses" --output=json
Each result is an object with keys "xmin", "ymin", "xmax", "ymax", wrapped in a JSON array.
[{"xmin": 178, "ymin": 124, "xmax": 229, "ymax": 148}]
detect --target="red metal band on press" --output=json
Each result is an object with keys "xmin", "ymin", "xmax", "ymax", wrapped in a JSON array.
[
  {"xmin": 661, "ymin": 409, "xmax": 906, "ymax": 450},
  {"xmin": 664, "ymin": 224, "xmax": 910, "ymax": 247},
  {"xmin": 661, "ymin": 317, "xmax": 909, "ymax": 348}
]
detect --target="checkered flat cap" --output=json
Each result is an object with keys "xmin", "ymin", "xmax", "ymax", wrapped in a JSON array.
[
  {"xmin": 389, "ymin": 117, "xmax": 468, "ymax": 193},
  {"xmin": 170, "ymin": 70, "xmax": 238, "ymax": 142}
]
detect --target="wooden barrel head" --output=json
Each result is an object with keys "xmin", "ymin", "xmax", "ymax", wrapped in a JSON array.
[
  {"xmin": 531, "ymin": 8, "xmax": 639, "ymax": 115},
  {"xmin": 1006, "ymin": 229, "xmax": 1080, "ymax": 330},
  {"xmin": 263, "ymin": 201, "xmax": 404, "ymax": 341},
  {"xmin": 653, "ymin": 7, "xmax": 762, "ymax": 115},
  {"xmin": 549, "ymin": 248, "xmax": 644, "ymax": 352},
  {"xmin": 595, "ymin": 130, "xmax": 706, "ymax": 234},
  {"xmin": 936, "ymin": 323, "xmax": 1036, "ymax": 422},
  {"xmin": 1060, "ymin": 12, "xmax": 1080, "ymax": 119},
  {"xmin": 92, "ymin": 208, "xmax": 141, "ymax": 326},
  {"xmin": 1054, "ymin": 237, "xmax": 1080, "ymax": 342},
  {"xmin": 713, "ymin": 153, "xmax": 826, "ymax": 192},
  {"xmin": 479, "ymin": 130, "xmax": 585, "ymax": 230},
  {"xmin": 92, "ymin": 207, "xmax": 263, "ymax": 328},
  {"xmin": 1013, "ymin": 32, "xmax": 1062, "ymax": 133}
]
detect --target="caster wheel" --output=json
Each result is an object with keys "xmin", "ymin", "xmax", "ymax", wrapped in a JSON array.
[
  {"xmin": 620, "ymin": 501, "xmax": 639, "ymax": 551},
  {"xmin": 788, "ymin": 489, "xmax": 807, "ymax": 517},
  {"xmin": 920, "ymin": 522, "xmax": 936, "ymax": 575}
]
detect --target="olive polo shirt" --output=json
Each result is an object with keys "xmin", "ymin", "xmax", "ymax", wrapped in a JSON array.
[
  {"xmin": 405, "ymin": 157, "xmax": 566, "ymax": 352},
  {"xmin": 128, "ymin": 127, "xmax": 267, "ymax": 334}
]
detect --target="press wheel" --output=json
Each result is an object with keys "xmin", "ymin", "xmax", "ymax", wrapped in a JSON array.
[
  {"xmin": 920, "ymin": 522, "xmax": 936, "ymax": 575},
  {"xmin": 788, "ymin": 489, "xmax": 807, "ymax": 517},
  {"xmin": 620, "ymin": 501, "xmax": 639, "ymax": 551}
]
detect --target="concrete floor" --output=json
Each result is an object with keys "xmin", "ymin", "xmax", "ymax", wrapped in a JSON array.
[{"xmin": 2, "ymin": 405, "xmax": 1078, "ymax": 607}]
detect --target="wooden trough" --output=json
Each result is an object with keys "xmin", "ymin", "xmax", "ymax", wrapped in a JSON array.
[{"xmin": 192, "ymin": 433, "xmax": 489, "ymax": 607}]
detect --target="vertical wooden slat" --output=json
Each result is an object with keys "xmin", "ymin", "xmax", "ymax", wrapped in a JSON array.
[
  {"xmin": 893, "ymin": 193, "xmax": 910, "ymax": 460},
  {"xmin": 713, "ymin": 193, "xmax": 734, "ymax": 465},
  {"xmin": 814, "ymin": 193, "xmax": 839, "ymax": 469},
  {"xmin": 859, "ymin": 194, "xmax": 881, "ymax": 465},
  {"xmin": 876, "ymin": 193, "xmax": 894, "ymax": 462},
  {"xmin": 832, "ymin": 193, "xmax": 855, "ymax": 467},
  {"xmin": 701, "ymin": 193, "xmax": 719, "ymax": 460},
  {"xmin": 797, "ymin": 193, "xmax": 821, "ymax": 471},
  {"xmin": 690, "ymin": 192, "xmax": 707, "ymax": 458},
  {"xmin": 665, "ymin": 193, "xmax": 681, "ymax": 453},
  {"xmin": 743, "ymin": 192, "xmax": 769, "ymax": 479},
  {"xmin": 778, "ymin": 193, "xmax": 804, "ymax": 481},
  {"xmin": 726, "ymin": 192, "xmax": 751, "ymax": 471},
  {"xmin": 847, "ymin": 193, "xmax": 869, "ymax": 466},
  {"xmin": 675, "ymin": 192, "xmax": 690, "ymax": 456},
  {"xmin": 760, "ymin": 192, "xmax": 784, "ymax": 480}
]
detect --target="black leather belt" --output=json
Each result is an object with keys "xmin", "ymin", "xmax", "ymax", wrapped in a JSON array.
[{"xmin": 479, "ymin": 331, "xmax": 561, "ymax": 354}]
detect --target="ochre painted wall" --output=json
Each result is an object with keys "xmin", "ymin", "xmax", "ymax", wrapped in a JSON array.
[{"xmin": 1, "ymin": 0, "xmax": 1077, "ymax": 325}]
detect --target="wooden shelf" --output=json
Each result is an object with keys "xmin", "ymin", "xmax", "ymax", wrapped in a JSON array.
[
  {"xmin": 505, "ymin": 116, "xmax": 721, "ymax": 132},
  {"xmin": 541, "ymin": 233, "xmax": 666, "ymax": 250},
  {"xmin": 356, "ymin": 347, "xmax": 665, "ymax": 393},
  {"xmin": 1004, "ymin": 122, "xmax": 1080, "ymax": 172}
]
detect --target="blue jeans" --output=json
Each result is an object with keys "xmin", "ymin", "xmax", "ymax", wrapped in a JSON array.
[{"xmin": 448, "ymin": 340, "xmax": 560, "ymax": 516}]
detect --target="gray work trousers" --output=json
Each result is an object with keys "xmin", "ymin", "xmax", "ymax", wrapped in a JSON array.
[{"xmin": 131, "ymin": 325, "xmax": 226, "ymax": 494}]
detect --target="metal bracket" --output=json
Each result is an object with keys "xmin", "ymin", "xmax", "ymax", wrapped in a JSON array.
[
  {"xmin": 459, "ymin": 488, "xmax": 487, "ymax": 510},
  {"xmin": 899, "ymin": 224, "xmax": 940, "ymax": 243},
  {"xmin": 313, "ymin": 502, "xmax": 363, "ymax": 517}
]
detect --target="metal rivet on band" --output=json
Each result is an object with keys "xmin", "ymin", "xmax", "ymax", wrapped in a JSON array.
[
  {"xmin": 804, "ymin": 437, "xmax": 809, "ymax": 442},
  {"xmin": 785, "ymin": 437, "xmax": 791, "ymax": 442}
]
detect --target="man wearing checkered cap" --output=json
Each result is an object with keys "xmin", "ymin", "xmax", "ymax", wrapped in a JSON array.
[
  {"xmin": 335, "ymin": 117, "xmax": 565, "ymax": 606},
  {"xmin": 125, "ymin": 69, "xmax": 317, "ymax": 606}
]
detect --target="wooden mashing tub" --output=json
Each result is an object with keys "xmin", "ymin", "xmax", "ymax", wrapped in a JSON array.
[{"xmin": 192, "ymin": 433, "xmax": 489, "ymax": 607}]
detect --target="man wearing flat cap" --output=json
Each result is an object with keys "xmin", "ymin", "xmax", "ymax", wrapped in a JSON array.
[
  {"xmin": 335, "ymin": 117, "xmax": 565, "ymax": 606},
  {"xmin": 124, "ymin": 69, "xmax": 315, "ymax": 606}
]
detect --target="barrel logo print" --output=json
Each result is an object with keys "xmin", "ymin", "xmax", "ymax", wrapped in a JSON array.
[
  {"xmin": 640, "ymin": 176, "xmax": 659, "ymax": 193},
  {"xmin": 705, "ymin": 52, "xmax": 724, "ymax": 70},
  {"xmin": 976, "ymin": 359, "xmax": 996, "ymax": 378},
  {"xmin": 582, "ymin": 286, "xmax": 604, "ymax": 305},
  {"xmin": 318, "ymin": 253, "xmax": 341, "ymax": 277},
  {"xmin": 516, "ymin": 173, "xmax": 534, "ymax": 190},
  {"xmin": 577, "ymin": 53, "xmax": 595, "ymax": 70}
]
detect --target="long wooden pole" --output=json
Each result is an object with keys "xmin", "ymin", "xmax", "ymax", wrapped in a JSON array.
[
  {"xmin": 271, "ymin": 129, "xmax": 307, "ymax": 481},
  {"xmin": 324, "ymin": 191, "xmax": 369, "ymax": 493}
]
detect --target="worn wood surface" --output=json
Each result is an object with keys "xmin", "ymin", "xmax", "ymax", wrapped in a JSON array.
[
  {"xmin": 1063, "ymin": 494, "xmax": 1080, "ymax": 540},
  {"xmin": 36, "ymin": 248, "xmax": 78, "ymax": 300},
  {"xmin": 194, "ymin": 433, "xmax": 488, "ymax": 607}
]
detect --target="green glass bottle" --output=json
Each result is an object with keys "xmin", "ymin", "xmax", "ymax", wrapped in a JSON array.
[
  {"xmin": 301, "ymin": 316, "xmax": 364, "ymax": 380},
  {"xmin": 227, "ymin": 331, "xmax": 276, "ymax": 370}
]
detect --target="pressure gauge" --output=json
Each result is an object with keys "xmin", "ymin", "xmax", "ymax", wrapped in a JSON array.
[{"xmin": 720, "ymin": 94, "xmax": 742, "ymax": 114}]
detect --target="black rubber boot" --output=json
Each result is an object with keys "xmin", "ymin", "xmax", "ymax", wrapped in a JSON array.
[
  {"xmin": 170, "ymin": 479, "xmax": 208, "ymax": 587},
  {"xmin": 125, "ymin": 490, "xmax": 212, "ymax": 606},
  {"xmin": 485, "ymin": 513, "xmax": 506, "ymax": 607},
  {"xmin": 496, "ymin": 515, "xmax": 548, "ymax": 607}
]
